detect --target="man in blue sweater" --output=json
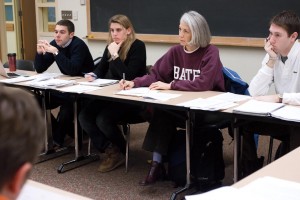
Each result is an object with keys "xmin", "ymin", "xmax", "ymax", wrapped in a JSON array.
[{"xmin": 34, "ymin": 19, "xmax": 95, "ymax": 147}]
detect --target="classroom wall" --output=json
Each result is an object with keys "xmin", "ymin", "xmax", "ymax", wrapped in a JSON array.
[
  {"xmin": 44, "ymin": 0, "xmax": 266, "ymax": 83},
  {"xmin": 6, "ymin": 31, "xmax": 17, "ymax": 54}
]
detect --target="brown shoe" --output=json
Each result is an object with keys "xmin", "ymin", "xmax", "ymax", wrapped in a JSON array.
[
  {"xmin": 98, "ymin": 145, "xmax": 125, "ymax": 172},
  {"xmin": 139, "ymin": 161, "xmax": 166, "ymax": 186}
]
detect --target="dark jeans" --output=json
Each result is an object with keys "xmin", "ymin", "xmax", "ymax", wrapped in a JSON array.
[
  {"xmin": 36, "ymin": 92, "xmax": 74, "ymax": 146},
  {"xmin": 142, "ymin": 108, "xmax": 223, "ymax": 156},
  {"xmin": 241, "ymin": 121, "xmax": 298, "ymax": 162},
  {"xmin": 78, "ymin": 99, "xmax": 144, "ymax": 154}
]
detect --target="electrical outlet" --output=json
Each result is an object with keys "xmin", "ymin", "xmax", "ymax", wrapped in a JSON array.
[
  {"xmin": 61, "ymin": 10, "xmax": 72, "ymax": 20},
  {"xmin": 73, "ymin": 11, "xmax": 78, "ymax": 21},
  {"xmin": 80, "ymin": 0, "xmax": 86, "ymax": 5}
]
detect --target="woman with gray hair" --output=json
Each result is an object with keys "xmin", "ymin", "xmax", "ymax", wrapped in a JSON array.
[{"xmin": 120, "ymin": 11, "xmax": 225, "ymax": 186}]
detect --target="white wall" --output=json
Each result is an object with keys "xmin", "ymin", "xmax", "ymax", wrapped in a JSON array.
[
  {"xmin": 6, "ymin": 31, "xmax": 17, "ymax": 55},
  {"xmin": 48, "ymin": 0, "xmax": 266, "ymax": 84}
]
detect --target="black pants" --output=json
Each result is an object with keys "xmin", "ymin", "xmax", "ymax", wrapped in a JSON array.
[
  {"xmin": 78, "ymin": 99, "xmax": 144, "ymax": 154},
  {"xmin": 36, "ymin": 92, "xmax": 74, "ymax": 146},
  {"xmin": 241, "ymin": 121, "xmax": 300, "ymax": 162},
  {"xmin": 142, "ymin": 108, "xmax": 224, "ymax": 156}
]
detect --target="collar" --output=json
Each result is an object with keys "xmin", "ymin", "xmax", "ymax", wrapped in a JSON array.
[
  {"xmin": 61, "ymin": 38, "xmax": 73, "ymax": 48},
  {"xmin": 280, "ymin": 55, "xmax": 288, "ymax": 64},
  {"xmin": 285, "ymin": 40, "xmax": 300, "ymax": 59},
  {"xmin": 183, "ymin": 45, "xmax": 200, "ymax": 54}
]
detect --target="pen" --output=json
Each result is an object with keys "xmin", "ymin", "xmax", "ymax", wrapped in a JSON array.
[{"xmin": 122, "ymin": 73, "xmax": 126, "ymax": 90}]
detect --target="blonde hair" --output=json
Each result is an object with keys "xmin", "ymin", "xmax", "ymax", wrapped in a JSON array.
[{"xmin": 107, "ymin": 15, "xmax": 136, "ymax": 61}]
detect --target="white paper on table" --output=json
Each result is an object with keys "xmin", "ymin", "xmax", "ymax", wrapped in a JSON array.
[
  {"xmin": 27, "ymin": 79, "xmax": 76, "ymax": 88},
  {"xmin": 0, "ymin": 76, "xmax": 36, "ymax": 83},
  {"xmin": 18, "ymin": 184, "xmax": 75, "ymax": 200},
  {"xmin": 207, "ymin": 92, "xmax": 251, "ymax": 102},
  {"xmin": 78, "ymin": 79, "xmax": 118, "ymax": 87},
  {"xmin": 270, "ymin": 105, "xmax": 300, "ymax": 122},
  {"xmin": 30, "ymin": 72, "xmax": 62, "ymax": 81},
  {"xmin": 143, "ymin": 92, "xmax": 181, "ymax": 101},
  {"xmin": 0, "ymin": 73, "xmax": 63, "ymax": 84},
  {"xmin": 185, "ymin": 186, "xmax": 260, "ymax": 200},
  {"xmin": 185, "ymin": 177, "xmax": 300, "ymax": 200},
  {"xmin": 239, "ymin": 176, "xmax": 300, "ymax": 200},
  {"xmin": 36, "ymin": 72, "xmax": 62, "ymax": 79},
  {"xmin": 57, "ymin": 84, "xmax": 102, "ymax": 93},
  {"xmin": 116, "ymin": 87, "xmax": 158, "ymax": 97},
  {"xmin": 233, "ymin": 99, "xmax": 285, "ymax": 116},
  {"xmin": 116, "ymin": 87, "xmax": 180, "ymax": 101},
  {"xmin": 178, "ymin": 97, "xmax": 238, "ymax": 111}
]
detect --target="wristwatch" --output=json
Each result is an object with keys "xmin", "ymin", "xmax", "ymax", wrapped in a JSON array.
[
  {"xmin": 112, "ymin": 52, "xmax": 119, "ymax": 60},
  {"xmin": 53, "ymin": 51, "xmax": 59, "ymax": 56}
]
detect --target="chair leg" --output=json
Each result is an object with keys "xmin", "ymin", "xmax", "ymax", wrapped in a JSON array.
[
  {"xmin": 125, "ymin": 124, "xmax": 130, "ymax": 173},
  {"xmin": 88, "ymin": 138, "xmax": 91, "ymax": 155},
  {"xmin": 267, "ymin": 136, "xmax": 274, "ymax": 164}
]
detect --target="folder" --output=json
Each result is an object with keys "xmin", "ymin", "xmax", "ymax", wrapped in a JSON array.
[{"xmin": 233, "ymin": 99, "xmax": 285, "ymax": 116}]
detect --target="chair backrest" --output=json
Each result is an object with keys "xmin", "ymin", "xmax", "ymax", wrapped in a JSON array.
[
  {"xmin": 146, "ymin": 65, "xmax": 152, "ymax": 74},
  {"xmin": 222, "ymin": 67, "xmax": 249, "ymax": 95},
  {"xmin": 4, "ymin": 59, "xmax": 35, "ymax": 71}
]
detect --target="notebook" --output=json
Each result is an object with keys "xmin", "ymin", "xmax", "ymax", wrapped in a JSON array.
[
  {"xmin": 233, "ymin": 99, "xmax": 285, "ymax": 116},
  {"xmin": 0, "ymin": 60, "xmax": 20, "ymax": 78}
]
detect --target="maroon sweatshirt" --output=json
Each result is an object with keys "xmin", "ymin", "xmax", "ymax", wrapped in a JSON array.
[{"xmin": 133, "ymin": 44, "xmax": 225, "ymax": 91}]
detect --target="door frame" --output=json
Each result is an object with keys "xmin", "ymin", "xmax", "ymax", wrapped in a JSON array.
[{"xmin": 0, "ymin": 0, "xmax": 8, "ymax": 61}]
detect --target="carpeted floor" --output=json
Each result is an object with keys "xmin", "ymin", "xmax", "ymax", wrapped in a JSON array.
[{"xmin": 30, "ymin": 122, "xmax": 279, "ymax": 200}]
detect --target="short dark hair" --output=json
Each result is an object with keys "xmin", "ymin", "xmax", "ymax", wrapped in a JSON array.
[
  {"xmin": 0, "ymin": 86, "xmax": 45, "ymax": 190},
  {"xmin": 56, "ymin": 19, "xmax": 75, "ymax": 33},
  {"xmin": 270, "ymin": 10, "xmax": 300, "ymax": 37}
]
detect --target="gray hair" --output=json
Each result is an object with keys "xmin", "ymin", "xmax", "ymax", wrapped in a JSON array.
[{"xmin": 180, "ymin": 11, "xmax": 211, "ymax": 47}]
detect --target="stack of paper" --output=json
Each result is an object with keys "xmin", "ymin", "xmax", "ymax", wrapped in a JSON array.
[
  {"xmin": 233, "ymin": 99, "xmax": 284, "ymax": 116},
  {"xmin": 0, "ymin": 76, "xmax": 36, "ymax": 83},
  {"xmin": 116, "ymin": 87, "xmax": 156, "ymax": 97},
  {"xmin": 57, "ymin": 84, "xmax": 101, "ymax": 93},
  {"xmin": 271, "ymin": 105, "xmax": 300, "ymax": 122},
  {"xmin": 179, "ymin": 97, "xmax": 237, "ymax": 111},
  {"xmin": 143, "ymin": 92, "xmax": 181, "ymax": 101},
  {"xmin": 18, "ymin": 183, "xmax": 79, "ymax": 200},
  {"xmin": 78, "ymin": 79, "xmax": 118, "ymax": 87},
  {"xmin": 27, "ymin": 79, "xmax": 76, "ymax": 89},
  {"xmin": 115, "ymin": 87, "xmax": 181, "ymax": 101},
  {"xmin": 208, "ymin": 92, "xmax": 251, "ymax": 102},
  {"xmin": 0, "ymin": 73, "xmax": 62, "ymax": 84},
  {"xmin": 178, "ymin": 92, "xmax": 250, "ymax": 111}
]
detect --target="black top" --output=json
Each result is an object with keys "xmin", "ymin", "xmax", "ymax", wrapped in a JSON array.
[
  {"xmin": 93, "ymin": 39, "xmax": 147, "ymax": 80},
  {"xmin": 34, "ymin": 36, "xmax": 95, "ymax": 76}
]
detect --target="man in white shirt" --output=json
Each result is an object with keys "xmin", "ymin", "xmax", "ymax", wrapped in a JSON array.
[{"xmin": 241, "ymin": 10, "xmax": 300, "ymax": 177}]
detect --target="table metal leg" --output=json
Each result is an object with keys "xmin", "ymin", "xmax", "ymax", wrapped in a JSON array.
[
  {"xmin": 57, "ymin": 98, "xmax": 99, "ymax": 173},
  {"xmin": 37, "ymin": 90, "xmax": 69, "ymax": 163},
  {"xmin": 170, "ymin": 110, "xmax": 193, "ymax": 200},
  {"xmin": 233, "ymin": 119, "xmax": 240, "ymax": 183}
]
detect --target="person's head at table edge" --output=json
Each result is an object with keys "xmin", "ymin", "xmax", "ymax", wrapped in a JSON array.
[{"xmin": 0, "ymin": 86, "xmax": 44, "ymax": 200}]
